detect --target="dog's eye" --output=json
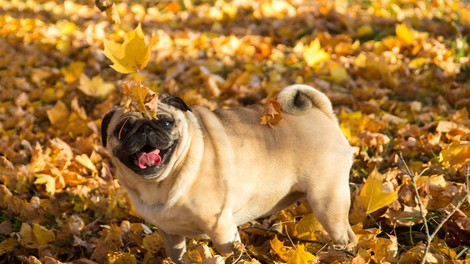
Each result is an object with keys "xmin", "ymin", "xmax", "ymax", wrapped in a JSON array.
[{"xmin": 155, "ymin": 118, "xmax": 174, "ymax": 130}]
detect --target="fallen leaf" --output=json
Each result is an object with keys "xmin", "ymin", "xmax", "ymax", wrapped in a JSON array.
[
  {"xmin": 396, "ymin": 23, "xmax": 415, "ymax": 46},
  {"xmin": 302, "ymin": 38, "xmax": 330, "ymax": 68},
  {"xmin": 32, "ymin": 223, "xmax": 56, "ymax": 245},
  {"xmin": 34, "ymin": 174, "xmax": 56, "ymax": 195},
  {"xmin": 47, "ymin": 101, "xmax": 70, "ymax": 126},
  {"xmin": 439, "ymin": 141, "xmax": 470, "ymax": 168},
  {"xmin": 78, "ymin": 74, "xmax": 115, "ymax": 98},
  {"xmin": 61, "ymin": 61, "xmax": 85, "ymax": 83},
  {"xmin": 287, "ymin": 244, "xmax": 316, "ymax": 264},
  {"xmin": 356, "ymin": 168, "xmax": 398, "ymax": 214}
]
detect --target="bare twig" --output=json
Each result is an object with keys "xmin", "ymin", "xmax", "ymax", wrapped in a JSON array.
[{"xmin": 398, "ymin": 152, "xmax": 430, "ymax": 239}]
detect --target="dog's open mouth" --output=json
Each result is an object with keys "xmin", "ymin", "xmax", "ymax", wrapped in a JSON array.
[
  {"xmin": 136, "ymin": 148, "xmax": 161, "ymax": 169},
  {"xmin": 134, "ymin": 145, "xmax": 171, "ymax": 169},
  {"xmin": 119, "ymin": 142, "xmax": 176, "ymax": 177}
]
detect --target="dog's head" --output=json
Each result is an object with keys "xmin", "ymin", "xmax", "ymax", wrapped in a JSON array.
[{"xmin": 101, "ymin": 95, "xmax": 192, "ymax": 180}]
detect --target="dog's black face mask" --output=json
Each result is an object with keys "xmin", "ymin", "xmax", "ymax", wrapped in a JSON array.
[
  {"xmin": 101, "ymin": 95, "xmax": 191, "ymax": 179},
  {"xmin": 111, "ymin": 114, "xmax": 178, "ymax": 178}
]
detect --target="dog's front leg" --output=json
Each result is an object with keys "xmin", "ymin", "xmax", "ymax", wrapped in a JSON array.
[
  {"xmin": 204, "ymin": 215, "xmax": 240, "ymax": 257},
  {"xmin": 158, "ymin": 230, "xmax": 186, "ymax": 262}
]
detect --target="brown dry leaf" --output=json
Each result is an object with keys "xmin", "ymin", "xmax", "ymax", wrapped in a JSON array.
[
  {"xmin": 47, "ymin": 101, "xmax": 70, "ymax": 126},
  {"xmin": 260, "ymin": 99, "xmax": 283, "ymax": 127}
]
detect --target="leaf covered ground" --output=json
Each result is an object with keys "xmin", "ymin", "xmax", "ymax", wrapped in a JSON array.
[{"xmin": 1, "ymin": 0, "xmax": 470, "ymax": 263}]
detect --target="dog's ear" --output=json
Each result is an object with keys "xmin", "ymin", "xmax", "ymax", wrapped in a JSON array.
[
  {"xmin": 101, "ymin": 108, "xmax": 117, "ymax": 147},
  {"xmin": 161, "ymin": 96, "xmax": 192, "ymax": 112}
]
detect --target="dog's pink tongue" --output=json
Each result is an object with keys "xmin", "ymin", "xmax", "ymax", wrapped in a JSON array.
[{"xmin": 137, "ymin": 149, "xmax": 161, "ymax": 169}]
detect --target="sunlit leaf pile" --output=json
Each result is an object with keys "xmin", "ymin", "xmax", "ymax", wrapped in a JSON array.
[{"xmin": 1, "ymin": 0, "xmax": 470, "ymax": 263}]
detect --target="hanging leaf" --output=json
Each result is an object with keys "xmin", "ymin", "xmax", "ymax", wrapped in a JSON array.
[{"xmin": 103, "ymin": 24, "xmax": 157, "ymax": 74}]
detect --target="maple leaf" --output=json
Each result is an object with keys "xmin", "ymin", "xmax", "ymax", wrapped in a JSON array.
[
  {"xmin": 286, "ymin": 244, "xmax": 316, "ymax": 264},
  {"xmin": 357, "ymin": 168, "xmax": 398, "ymax": 214},
  {"xmin": 103, "ymin": 24, "xmax": 157, "ymax": 74},
  {"xmin": 78, "ymin": 74, "xmax": 115, "ymax": 98},
  {"xmin": 270, "ymin": 236, "xmax": 290, "ymax": 261},
  {"xmin": 260, "ymin": 99, "xmax": 283, "ymax": 127},
  {"xmin": 302, "ymin": 38, "xmax": 330, "ymax": 68},
  {"xmin": 270, "ymin": 236, "xmax": 316, "ymax": 263}
]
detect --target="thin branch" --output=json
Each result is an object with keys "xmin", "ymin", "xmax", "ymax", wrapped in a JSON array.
[{"xmin": 398, "ymin": 152, "xmax": 430, "ymax": 239}]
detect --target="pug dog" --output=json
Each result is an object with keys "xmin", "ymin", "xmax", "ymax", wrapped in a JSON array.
[{"xmin": 101, "ymin": 84, "xmax": 356, "ymax": 261}]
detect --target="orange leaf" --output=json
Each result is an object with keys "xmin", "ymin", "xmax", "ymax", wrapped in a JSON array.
[{"xmin": 260, "ymin": 99, "xmax": 283, "ymax": 127}]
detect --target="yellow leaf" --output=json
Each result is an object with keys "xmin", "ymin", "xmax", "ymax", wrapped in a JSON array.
[
  {"xmin": 32, "ymin": 223, "xmax": 56, "ymax": 245},
  {"xmin": 329, "ymin": 64, "xmax": 349, "ymax": 84},
  {"xmin": 142, "ymin": 233, "xmax": 164, "ymax": 254},
  {"xmin": 303, "ymin": 38, "xmax": 330, "ymax": 68},
  {"xmin": 61, "ymin": 61, "xmax": 85, "ymax": 83},
  {"xmin": 358, "ymin": 168, "xmax": 398, "ymax": 214},
  {"xmin": 34, "ymin": 174, "xmax": 56, "ymax": 195},
  {"xmin": 103, "ymin": 24, "xmax": 157, "ymax": 74},
  {"xmin": 287, "ymin": 244, "xmax": 315, "ymax": 264},
  {"xmin": 396, "ymin": 24, "xmax": 414, "ymax": 46},
  {"xmin": 270, "ymin": 236, "xmax": 290, "ymax": 261},
  {"xmin": 295, "ymin": 213, "xmax": 322, "ymax": 240},
  {"xmin": 78, "ymin": 74, "xmax": 115, "ymax": 98},
  {"xmin": 75, "ymin": 154, "xmax": 98, "ymax": 174},
  {"xmin": 356, "ymin": 24, "xmax": 373, "ymax": 37},
  {"xmin": 0, "ymin": 238, "xmax": 18, "ymax": 256},
  {"xmin": 46, "ymin": 100, "xmax": 70, "ymax": 126},
  {"xmin": 107, "ymin": 251, "xmax": 137, "ymax": 264},
  {"xmin": 439, "ymin": 141, "xmax": 470, "ymax": 168}
]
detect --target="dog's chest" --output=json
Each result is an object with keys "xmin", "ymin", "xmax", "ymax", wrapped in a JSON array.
[{"xmin": 132, "ymin": 196, "xmax": 203, "ymax": 236}]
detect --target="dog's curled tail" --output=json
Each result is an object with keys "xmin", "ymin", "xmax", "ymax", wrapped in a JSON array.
[{"xmin": 276, "ymin": 84, "xmax": 337, "ymax": 121}]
